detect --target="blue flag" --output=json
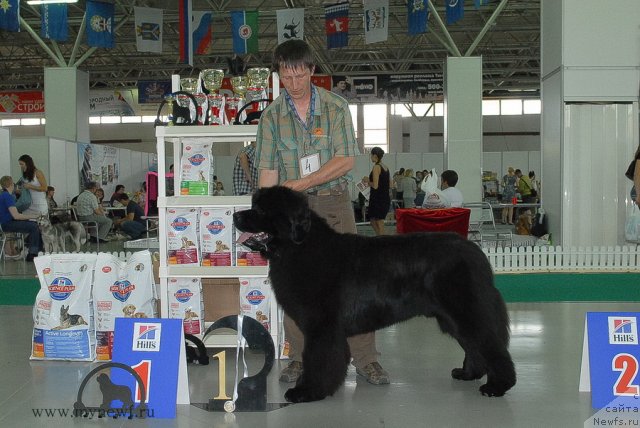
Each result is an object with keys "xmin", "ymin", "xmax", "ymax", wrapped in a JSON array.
[
  {"xmin": 231, "ymin": 10, "xmax": 259, "ymax": 54},
  {"xmin": 475, "ymin": 0, "xmax": 490, "ymax": 8},
  {"xmin": 0, "ymin": 0, "xmax": 19, "ymax": 32},
  {"xmin": 408, "ymin": 0, "xmax": 428, "ymax": 36},
  {"xmin": 86, "ymin": 0, "xmax": 114, "ymax": 48},
  {"xmin": 446, "ymin": 0, "xmax": 464, "ymax": 25},
  {"xmin": 41, "ymin": 4, "xmax": 68, "ymax": 42},
  {"xmin": 325, "ymin": 1, "xmax": 349, "ymax": 49}
]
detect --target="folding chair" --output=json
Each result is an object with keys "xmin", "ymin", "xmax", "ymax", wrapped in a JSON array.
[
  {"xmin": 70, "ymin": 208, "xmax": 100, "ymax": 252},
  {"xmin": 0, "ymin": 223, "xmax": 26, "ymax": 265},
  {"xmin": 463, "ymin": 202, "xmax": 496, "ymax": 244}
]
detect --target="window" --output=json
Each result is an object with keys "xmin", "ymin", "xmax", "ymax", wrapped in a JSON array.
[
  {"xmin": 482, "ymin": 100, "xmax": 500, "ymax": 115},
  {"xmin": 500, "ymin": 99, "xmax": 522, "ymax": 115},
  {"xmin": 363, "ymin": 104, "xmax": 387, "ymax": 152},
  {"xmin": 523, "ymin": 99, "xmax": 541, "ymax": 114}
]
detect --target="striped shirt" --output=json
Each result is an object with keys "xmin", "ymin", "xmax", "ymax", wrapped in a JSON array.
[
  {"xmin": 255, "ymin": 85, "xmax": 359, "ymax": 193},
  {"xmin": 75, "ymin": 190, "xmax": 98, "ymax": 216},
  {"xmin": 232, "ymin": 143, "xmax": 259, "ymax": 195}
]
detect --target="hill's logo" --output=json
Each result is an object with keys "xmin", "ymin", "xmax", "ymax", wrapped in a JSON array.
[
  {"xmin": 174, "ymin": 288, "xmax": 193, "ymax": 303},
  {"xmin": 608, "ymin": 317, "xmax": 638, "ymax": 345},
  {"xmin": 171, "ymin": 217, "xmax": 190, "ymax": 232},
  {"xmin": 246, "ymin": 290, "xmax": 265, "ymax": 305},
  {"xmin": 206, "ymin": 220, "xmax": 225, "ymax": 235},
  {"xmin": 188, "ymin": 153, "xmax": 205, "ymax": 166},
  {"xmin": 110, "ymin": 280, "xmax": 135, "ymax": 302},
  {"xmin": 132, "ymin": 323, "xmax": 162, "ymax": 352},
  {"xmin": 48, "ymin": 277, "xmax": 75, "ymax": 301}
]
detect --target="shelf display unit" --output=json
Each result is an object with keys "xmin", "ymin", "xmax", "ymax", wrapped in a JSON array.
[{"xmin": 155, "ymin": 125, "xmax": 278, "ymax": 349}]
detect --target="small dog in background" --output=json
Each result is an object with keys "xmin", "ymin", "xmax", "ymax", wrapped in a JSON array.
[{"xmin": 37, "ymin": 215, "xmax": 87, "ymax": 253}]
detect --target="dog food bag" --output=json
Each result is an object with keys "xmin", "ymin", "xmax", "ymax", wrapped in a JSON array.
[
  {"xmin": 200, "ymin": 207, "xmax": 233, "ymax": 266},
  {"xmin": 93, "ymin": 250, "xmax": 157, "ymax": 361},
  {"xmin": 167, "ymin": 277, "xmax": 204, "ymax": 335},
  {"xmin": 180, "ymin": 140, "xmax": 214, "ymax": 195},
  {"xmin": 234, "ymin": 206, "xmax": 268, "ymax": 267},
  {"xmin": 167, "ymin": 208, "xmax": 200, "ymax": 265},
  {"xmin": 239, "ymin": 277, "xmax": 272, "ymax": 333},
  {"xmin": 31, "ymin": 254, "xmax": 97, "ymax": 361}
]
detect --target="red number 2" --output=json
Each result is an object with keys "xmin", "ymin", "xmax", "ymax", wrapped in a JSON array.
[{"xmin": 612, "ymin": 353, "xmax": 640, "ymax": 396}]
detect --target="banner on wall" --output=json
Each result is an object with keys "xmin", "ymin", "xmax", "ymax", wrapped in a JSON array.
[
  {"xmin": 137, "ymin": 80, "xmax": 172, "ymax": 104},
  {"xmin": 329, "ymin": 73, "xmax": 443, "ymax": 102},
  {"xmin": 0, "ymin": 91, "xmax": 45, "ymax": 114},
  {"xmin": 89, "ymin": 90, "xmax": 135, "ymax": 116},
  {"xmin": 78, "ymin": 143, "xmax": 120, "ymax": 197}
]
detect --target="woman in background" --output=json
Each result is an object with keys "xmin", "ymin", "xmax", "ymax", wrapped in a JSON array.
[
  {"xmin": 501, "ymin": 167, "xmax": 517, "ymax": 224},
  {"xmin": 17, "ymin": 154, "xmax": 48, "ymax": 217},
  {"xmin": 367, "ymin": 147, "xmax": 390, "ymax": 235}
]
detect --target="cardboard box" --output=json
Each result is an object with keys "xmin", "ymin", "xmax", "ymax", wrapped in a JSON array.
[{"xmin": 202, "ymin": 278, "xmax": 240, "ymax": 322}]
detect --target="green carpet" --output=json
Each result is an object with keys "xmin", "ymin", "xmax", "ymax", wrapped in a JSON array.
[{"xmin": 1, "ymin": 273, "xmax": 639, "ymax": 306}]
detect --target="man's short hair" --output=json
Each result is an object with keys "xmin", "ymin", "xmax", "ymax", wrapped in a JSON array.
[
  {"xmin": 118, "ymin": 193, "xmax": 130, "ymax": 202},
  {"xmin": 115, "ymin": 184, "xmax": 125, "ymax": 192},
  {"xmin": 0, "ymin": 175, "xmax": 13, "ymax": 189},
  {"xmin": 441, "ymin": 170, "xmax": 459, "ymax": 187},
  {"xmin": 85, "ymin": 181, "xmax": 97, "ymax": 190},
  {"xmin": 272, "ymin": 39, "xmax": 315, "ymax": 73}
]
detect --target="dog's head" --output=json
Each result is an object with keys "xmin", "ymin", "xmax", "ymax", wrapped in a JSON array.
[
  {"xmin": 36, "ymin": 214, "xmax": 51, "ymax": 228},
  {"xmin": 233, "ymin": 186, "xmax": 311, "ymax": 244}
]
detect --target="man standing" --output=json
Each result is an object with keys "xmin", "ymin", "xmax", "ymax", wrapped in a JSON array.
[
  {"xmin": 255, "ymin": 39, "xmax": 389, "ymax": 385},
  {"xmin": 515, "ymin": 169, "xmax": 535, "ymax": 203},
  {"xmin": 75, "ymin": 181, "xmax": 112, "ymax": 243},
  {"xmin": 232, "ymin": 141, "xmax": 259, "ymax": 196}
]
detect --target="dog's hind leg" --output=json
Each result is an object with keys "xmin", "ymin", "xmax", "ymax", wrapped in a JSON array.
[{"xmin": 284, "ymin": 330, "xmax": 350, "ymax": 403}]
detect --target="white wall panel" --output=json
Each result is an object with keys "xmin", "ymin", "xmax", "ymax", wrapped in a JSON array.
[{"xmin": 0, "ymin": 128, "xmax": 10, "ymax": 175}]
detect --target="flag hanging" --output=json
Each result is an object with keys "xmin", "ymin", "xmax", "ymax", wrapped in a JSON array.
[
  {"xmin": 179, "ymin": 0, "xmax": 193, "ymax": 66},
  {"xmin": 0, "ymin": 0, "xmax": 19, "ymax": 32},
  {"xmin": 276, "ymin": 8, "xmax": 304, "ymax": 45},
  {"xmin": 192, "ymin": 11, "xmax": 212, "ymax": 55},
  {"xmin": 446, "ymin": 0, "xmax": 464, "ymax": 25},
  {"xmin": 41, "ymin": 4, "xmax": 67, "ymax": 41},
  {"xmin": 231, "ymin": 11, "xmax": 259, "ymax": 54},
  {"xmin": 86, "ymin": 0, "xmax": 114, "ymax": 48},
  {"xmin": 475, "ymin": 0, "xmax": 490, "ymax": 8},
  {"xmin": 408, "ymin": 0, "xmax": 428, "ymax": 36},
  {"xmin": 325, "ymin": 1, "xmax": 349, "ymax": 49},
  {"xmin": 134, "ymin": 7, "xmax": 162, "ymax": 53},
  {"xmin": 363, "ymin": 0, "xmax": 388, "ymax": 44}
]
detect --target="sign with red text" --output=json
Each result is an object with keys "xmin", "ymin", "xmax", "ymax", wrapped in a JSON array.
[{"xmin": 0, "ymin": 91, "xmax": 45, "ymax": 114}]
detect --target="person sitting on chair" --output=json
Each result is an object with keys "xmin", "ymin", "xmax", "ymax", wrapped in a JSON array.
[
  {"xmin": 113, "ymin": 194, "xmax": 146, "ymax": 240},
  {"xmin": 0, "ymin": 175, "xmax": 41, "ymax": 261},
  {"xmin": 75, "ymin": 181, "xmax": 112, "ymax": 243}
]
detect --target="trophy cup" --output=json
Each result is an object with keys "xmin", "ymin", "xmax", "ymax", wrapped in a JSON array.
[
  {"xmin": 164, "ymin": 94, "xmax": 176, "ymax": 126},
  {"xmin": 201, "ymin": 69, "xmax": 225, "ymax": 125},
  {"xmin": 226, "ymin": 76, "xmax": 248, "ymax": 124},
  {"xmin": 177, "ymin": 78, "xmax": 198, "ymax": 124},
  {"xmin": 181, "ymin": 77, "xmax": 207, "ymax": 125},
  {"xmin": 246, "ymin": 67, "xmax": 270, "ymax": 114}
]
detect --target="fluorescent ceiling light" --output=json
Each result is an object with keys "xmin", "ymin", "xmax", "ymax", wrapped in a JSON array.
[{"xmin": 26, "ymin": 0, "xmax": 78, "ymax": 5}]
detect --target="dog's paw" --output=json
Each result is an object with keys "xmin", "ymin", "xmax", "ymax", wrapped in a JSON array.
[
  {"xmin": 451, "ymin": 368, "xmax": 484, "ymax": 381},
  {"xmin": 284, "ymin": 386, "xmax": 326, "ymax": 403},
  {"xmin": 479, "ymin": 382, "xmax": 507, "ymax": 397}
]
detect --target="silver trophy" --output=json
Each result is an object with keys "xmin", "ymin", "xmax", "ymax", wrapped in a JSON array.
[
  {"xmin": 201, "ymin": 69, "xmax": 225, "ymax": 125},
  {"xmin": 246, "ymin": 67, "xmax": 270, "ymax": 114}
]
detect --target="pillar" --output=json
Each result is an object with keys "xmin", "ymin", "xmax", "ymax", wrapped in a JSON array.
[{"xmin": 44, "ymin": 67, "xmax": 90, "ymax": 143}]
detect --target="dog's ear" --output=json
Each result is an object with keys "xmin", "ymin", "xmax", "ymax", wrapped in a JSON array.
[{"xmin": 289, "ymin": 205, "xmax": 310, "ymax": 244}]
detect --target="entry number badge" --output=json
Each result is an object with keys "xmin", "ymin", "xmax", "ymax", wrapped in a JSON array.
[{"xmin": 300, "ymin": 153, "xmax": 320, "ymax": 177}]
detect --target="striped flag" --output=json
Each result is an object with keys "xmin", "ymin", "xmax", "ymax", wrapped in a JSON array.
[
  {"xmin": 41, "ymin": 4, "xmax": 67, "ymax": 41},
  {"xmin": 86, "ymin": 0, "xmax": 114, "ymax": 48},
  {"xmin": 446, "ymin": 0, "xmax": 464, "ymax": 25},
  {"xmin": 231, "ymin": 11, "xmax": 259, "ymax": 54},
  {"xmin": 0, "ymin": 0, "xmax": 19, "ymax": 32},
  {"xmin": 179, "ymin": 0, "xmax": 193, "ymax": 65},
  {"xmin": 276, "ymin": 8, "xmax": 304, "ymax": 45},
  {"xmin": 408, "ymin": 0, "xmax": 428, "ymax": 36},
  {"xmin": 192, "ymin": 11, "xmax": 212, "ymax": 55},
  {"xmin": 363, "ymin": 0, "xmax": 388, "ymax": 45},
  {"xmin": 325, "ymin": 1, "xmax": 349, "ymax": 49},
  {"xmin": 134, "ymin": 7, "xmax": 162, "ymax": 53}
]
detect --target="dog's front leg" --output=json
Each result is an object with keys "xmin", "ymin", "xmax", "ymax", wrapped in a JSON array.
[{"xmin": 284, "ymin": 329, "xmax": 350, "ymax": 403}]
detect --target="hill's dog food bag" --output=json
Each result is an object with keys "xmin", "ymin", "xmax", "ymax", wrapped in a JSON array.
[
  {"xmin": 167, "ymin": 277, "xmax": 204, "ymax": 334},
  {"xmin": 239, "ymin": 277, "xmax": 272, "ymax": 333},
  {"xmin": 200, "ymin": 208, "xmax": 233, "ymax": 266},
  {"xmin": 180, "ymin": 140, "xmax": 214, "ymax": 195},
  {"xmin": 167, "ymin": 208, "xmax": 200, "ymax": 265},
  {"xmin": 234, "ymin": 206, "xmax": 268, "ymax": 267},
  {"xmin": 31, "ymin": 254, "xmax": 97, "ymax": 361},
  {"xmin": 93, "ymin": 250, "xmax": 156, "ymax": 361}
]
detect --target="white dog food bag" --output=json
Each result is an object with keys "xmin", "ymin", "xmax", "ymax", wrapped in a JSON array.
[
  {"xmin": 239, "ymin": 277, "xmax": 272, "ymax": 333},
  {"xmin": 233, "ymin": 206, "xmax": 268, "ymax": 267},
  {"xmin": 93, "ymin": 250, "xmax": 156, "ymax": 361},
  {"xmin": 180, "ymin": 139, "xmax": 214, "ymax": 195},
  {"xmin": 31, "ymin": 253, "xmax": 97, "ymax": 361},
  {"xmin": 167, "ymin": 277, "xmax": 204, "ymax": 335},
  {"xmin": 167, "ymin": 208, "xmax": 200, "ymax": 265},
  {"xmin": 200, "ymin": 207, "xmax": 233, "ymax": 267}
]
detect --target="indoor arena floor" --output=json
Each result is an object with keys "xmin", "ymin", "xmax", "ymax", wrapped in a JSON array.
[{"xmin": 0, "ymin": 300, "xmax": 637, "ymax": 427}]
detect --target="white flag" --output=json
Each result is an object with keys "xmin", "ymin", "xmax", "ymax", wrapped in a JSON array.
[
  {"xmin": 134, "ymin": 7, "xmax": 163, "ymax": 53},
  {"xmin": 276, "ymin": 8, "xmax": 304, "ymax": 45},
  {"xmin": 363, "ymin": 0, "xmax": 388, "ymax": 45}
]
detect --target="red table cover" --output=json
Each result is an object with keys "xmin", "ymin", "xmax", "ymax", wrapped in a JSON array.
[{"xmin": 395, "ymin": 208, "xmax": 471, "ymax": 238}]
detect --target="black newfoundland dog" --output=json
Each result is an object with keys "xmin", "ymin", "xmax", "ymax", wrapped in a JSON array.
[{"xmin": 233, "ymin": 186, "xmax": 516, "ymax": 403}]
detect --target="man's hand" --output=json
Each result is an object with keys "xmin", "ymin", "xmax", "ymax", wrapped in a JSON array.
[{"xmin": 282, "ymin": 177, "xmax": 312, "ymax": 192}]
